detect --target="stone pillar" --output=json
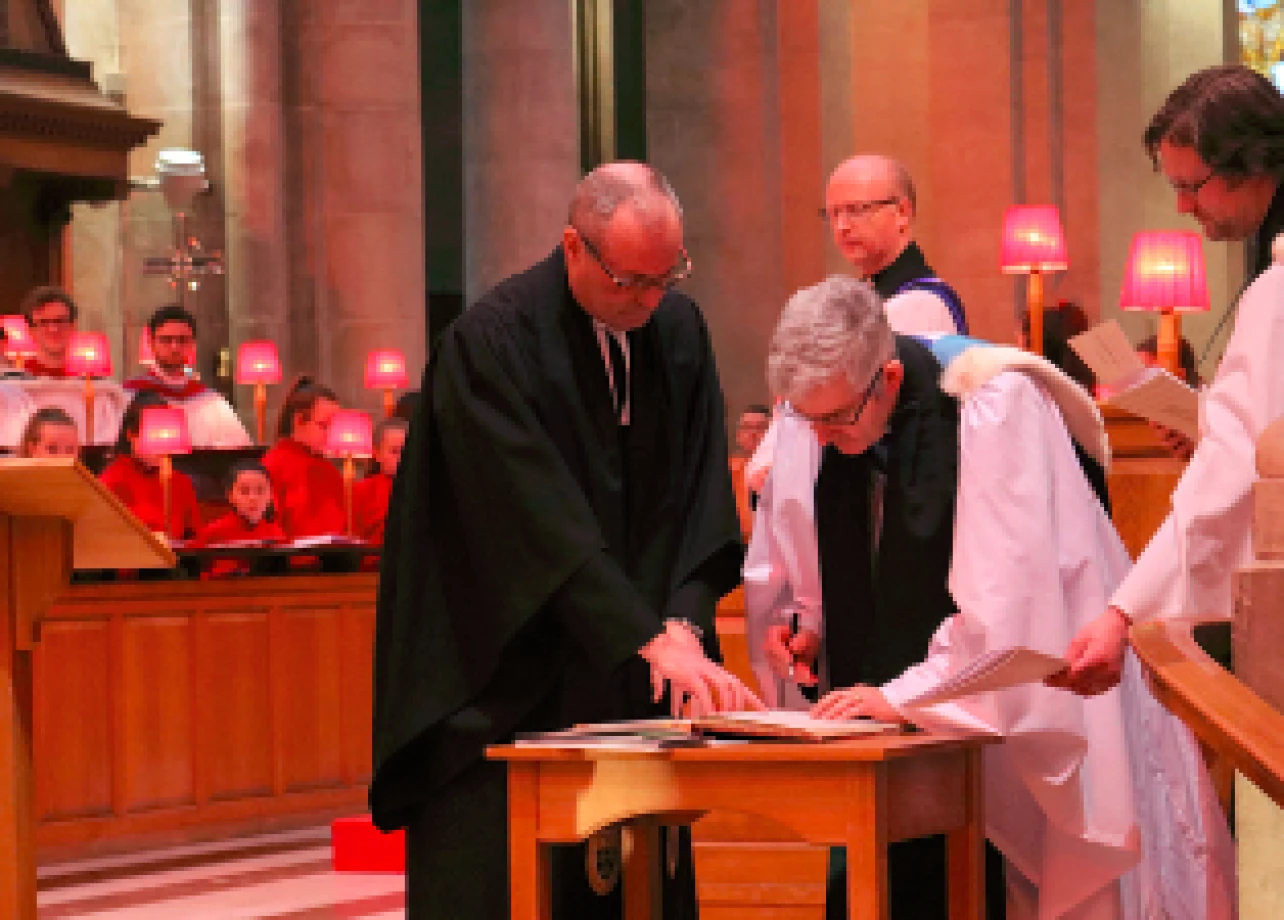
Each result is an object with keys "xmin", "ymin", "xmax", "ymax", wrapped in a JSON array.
[
  {"xmin": 648, "ymin": 0, "xmax": 825, "ymax": 421},
  {"xmin": 462, "ymin": 0, "xmax": 579, "ymax": 302},
  {"xmin": 290, "ymin": 0, "xmax": 426, "ymax": 416},
  {"xmin": 220, "ymin": 0, "xmax": 290, "ymax": 424}
]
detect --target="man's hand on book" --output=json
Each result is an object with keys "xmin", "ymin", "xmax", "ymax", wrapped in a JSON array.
[
  {"xmin": 810, "ymin": 685, "xmax": 906, "ymax": 725},
  {"xmin": 1150, "ymin": 421, "xmax": 1195, "ymax": 461},
  {"xmin": 1047, "ymin": 606, "xmax": 1130, "ymax": 696},
  {"xmin": 641, "ymin": 629, "xmax": 765, "ymax": 718}
]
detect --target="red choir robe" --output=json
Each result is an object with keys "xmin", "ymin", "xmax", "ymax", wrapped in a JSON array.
[
  {"xmin": 352, "ymin": 472, "xmax": 393, "ymax": 545},
  {"xmin": 192, "ymin": 512, "xmax": 288, "ymax": 577},
  {"xmin": 261, "ymin": 437, "xmax": 346, "ymax": 538},
  {"xmin": 24, "ymin": 358, "xmax": 71, "ymax": 378},
  {"xmin": 100, "ymin": 455, "xmax": 201, "ymax": 538}
]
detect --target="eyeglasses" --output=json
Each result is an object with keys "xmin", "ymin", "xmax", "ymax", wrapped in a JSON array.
[
  {"xmin": 30, "ymin": 316, "xmax": 73, "ymax": 330},
  {"xmin": 793, "ymin": 367, "xmax": 884, "ymax": 428},
  {"xmin": 153, "ymin": 334, "xmax": 195, "ymax": 347},
  {"xmin": 819, "ymin": 198, "xmax": 900, "ymax": 225},
  {"xmin": 577, "ymin": 232, "xmax": 693, "ymax": 292},
  {"xmin": 1169, "ymin": 172, "xmax": 1216, "ymax": 198}
]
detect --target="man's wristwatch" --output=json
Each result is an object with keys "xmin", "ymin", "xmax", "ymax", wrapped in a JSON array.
[{"xmin": 664, "ymin": 618, "xmax": 704, "ymax": 643}]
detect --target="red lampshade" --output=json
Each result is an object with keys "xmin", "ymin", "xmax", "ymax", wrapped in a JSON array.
[
  {"xmin": 137, "ymin": 406, "xmax": 192, "ymax": 456},
  {"xmin": 66, "ymin": 331, "xmax": 112, "ymax": 377},
  {"xmin": 1, "ymin": 315, "xmax": 34, "ymax": 356},
  {"xmin": 1000, "ymin": 205, "xmax": 1068, "ymax": 273},
  {"xmin": 364, "ymin": 349, "xmax": 409, "ymax": 390},
  {"xmin": 1119, "ymin": 230, "xmax": 1210, "ymax": 313},
  {"xmin": 326, "ymin": 409, "xmax": 373, "ymax": 458},
  {"xmin": 235, "ymin": 340, "xmax": 282, "ymax": 384}
]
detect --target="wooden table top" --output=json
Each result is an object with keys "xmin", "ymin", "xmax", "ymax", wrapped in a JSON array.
[{"xmin": 489, "ymin": 731, "xmax": 998, "ymax": 764}]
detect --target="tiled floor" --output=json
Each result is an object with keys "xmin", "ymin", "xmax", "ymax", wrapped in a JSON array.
[{"xmin": 37, "ymin": 825, "xmax": 405, "ymax": 918}]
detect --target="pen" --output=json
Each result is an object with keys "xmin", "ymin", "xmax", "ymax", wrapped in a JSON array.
[{"xmin": 789, "ymin": 611, "xmax": 819, "ymax": 703}]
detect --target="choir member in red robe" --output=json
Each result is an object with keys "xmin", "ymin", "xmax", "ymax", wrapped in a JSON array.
[
  {"xmin": 19, "ymin": 285, "xmax": 78, "ymax": 377},
  {"xmin": 19, "ymin": 407, "xmax": 79, "ymax": 458},
  {"xmin": 261, "ymin": 377, "xmax": 345, "ymax": 538},
  {"xmin": 193, "ymin": 460, "xmax": 287, "ymax": 577},
  {"xmin": 99, "ymin": 392, "xmax": 201, "ymax": 539},
  {"xmin": 353, "ymin": 417, "xmax": 408, "ymax": 545}
]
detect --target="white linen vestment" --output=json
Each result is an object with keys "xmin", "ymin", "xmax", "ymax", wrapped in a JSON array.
[
  {"xmin": 123, "ymin": 372, "xmax": 252, "ymax": 448},
  {"xmin": 1112, "ymin": 261, "xmax": 1284, "ymax": 622},
  {"xmin": 745, "ymin": 358, "xmax": 1234, "ymax": 919},
  {"xmin": 0, "ymin": 377, "xmax": 129, "ymax": 448}
]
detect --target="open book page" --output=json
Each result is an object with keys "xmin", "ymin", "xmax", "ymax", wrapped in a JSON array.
[
  {"xmin": 289, "ymin": 534, "xmax": 364, "ymax": 548},
  {"xmin": 899, "ymin": 647, "xmax": 1067, "ymax": 708},
  {"xmin": 1068, "ymin": 320, "xmax": 1199, "ymax": 438},
  {"xmin": 1106, "ymin": 368, "xmax": 1199, "ymax": 439},
  {"xmin": 1067, "ymin": 319, "xmax": 1146, "ymax": 386},
  {"xmin": 693, "ymin": 710, "xmax": 900, "ymax": 740}
]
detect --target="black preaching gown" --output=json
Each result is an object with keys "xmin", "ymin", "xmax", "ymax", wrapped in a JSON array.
[{"xmin": 371, "ymin": 248, "xmax": 743, "ymax": 919}]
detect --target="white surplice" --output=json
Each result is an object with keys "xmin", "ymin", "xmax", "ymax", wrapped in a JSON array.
[
  {"xmin": 745, "ymin": 360, "xmax": 1234, "ymax": 919},
  {"xmin": 168, "ymin": 390, "xmax": 252, "ymax": 448},
  {"xmin": 1112, "ymin": 261, "xmax": 1284, "ymax": 622}
]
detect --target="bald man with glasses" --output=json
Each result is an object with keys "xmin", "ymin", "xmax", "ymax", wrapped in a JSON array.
[
  {"xmin": 372, "ymin": 160, "xmax": 761, "ymax": 920},
  {"xmin": 823, "ymin": 154, "xmax": 968, "ymax": 336}
]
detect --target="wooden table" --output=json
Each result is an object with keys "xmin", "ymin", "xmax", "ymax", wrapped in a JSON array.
[{"xmin": 489, "ymin": 732, "xmax": 996, "ymax": 920}]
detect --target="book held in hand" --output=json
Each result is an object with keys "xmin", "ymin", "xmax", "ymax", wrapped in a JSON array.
[
  {"xmin": 1068, "ymin": 320, "xmax": 1199, "ymax": 439},
  {"xmin": 899, "ymin": 647, "xmax": 1068, "ymax": 709}
]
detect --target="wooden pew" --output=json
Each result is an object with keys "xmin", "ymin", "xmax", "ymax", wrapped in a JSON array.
[{"xmin": 33, "ymin": 573, "xmax": 376, "ymax": 859}]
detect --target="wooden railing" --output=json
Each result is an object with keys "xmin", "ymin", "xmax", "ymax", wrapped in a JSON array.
[{"xmin": 1130, "ymin": 617, "xmax": 1284, "ymax": 809}]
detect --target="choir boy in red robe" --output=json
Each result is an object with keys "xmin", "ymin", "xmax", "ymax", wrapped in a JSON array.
[
  {"xmin": 261, "ymin": 376, "xmax": 345, "ymax": 538},
  {"xmin": 353, "ymin": 417, "xmax": 408, "ymax": 546},
  {"xmin": 19, "ymin": 407, "xmax": 79, "ymax": 458},
  {"xmin": 193, "ymin": 460, "xmax": 287, "ymax": 576},
  {"xmin": 99, "ymin": 392, "xmax": 201, "ymax": 539}
]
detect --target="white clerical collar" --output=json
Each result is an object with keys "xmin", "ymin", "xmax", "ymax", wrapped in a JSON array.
[{"xmin": 591, "ymin": 320, "xmax": 630, "ymax": 425}]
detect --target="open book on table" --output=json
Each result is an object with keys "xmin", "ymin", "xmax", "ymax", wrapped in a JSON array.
[
  {"xmin": 517, "ymin": 711, "xmax": 901, "ymax": 746},
  {"xmin": 898, "ymin": 647, "xmax": 1068, "ymax": 709},
  {"xmin": 1068, "ymin": 319, "xmax": 1199, "ymax": 439}
]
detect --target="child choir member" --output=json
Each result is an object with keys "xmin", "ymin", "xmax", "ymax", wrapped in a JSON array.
[
  {"xmin": 19, "ymin": 407, "xmax": 79, "ymax": 458},
  {"xmin": 352, "ymin": 417, "xmax": 408, "ymax": 545},
  {"xmin": 100, "ymin": 392, "xmax": 202, "ymax": 539},
  {"xmin": 261, "ymin": 376, "xmax": 345, "ymax": 538},
  {"xmin": 192, "ymin": 461, "xmax": 287, "ymax": 577}
]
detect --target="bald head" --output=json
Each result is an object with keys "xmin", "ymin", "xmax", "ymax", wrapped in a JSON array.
[
  {"xmin": 827, "ymin": 155, "xmax": 915, "ymax": 215},
  {"xmin": 568, "ymin": 161, "xmax": 683, "ymax": 242},
  {"xmin": 824, "ymin": 154, "xmax": 917, "ymax": 277}
]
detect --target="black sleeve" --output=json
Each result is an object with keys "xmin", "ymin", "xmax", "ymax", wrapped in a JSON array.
[{"xmin": 547, "ymin": 552, "xmax": 665, "ymax": 676}]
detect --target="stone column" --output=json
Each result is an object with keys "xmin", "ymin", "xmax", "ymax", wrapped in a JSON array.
[
  {"xmin": 220, "ymin": 0, "xmax": 291, "ymax": 423},
  {"xmin": 287, "ymin": 0, "xmax": 426, "ymax": 416},
  {"xmin": 648, "ymin": 0, "xmax": 825, "ymax": 421},
  {"xmin": 462, "ymin": 0, "xmax": 579, "ymax": 302}
]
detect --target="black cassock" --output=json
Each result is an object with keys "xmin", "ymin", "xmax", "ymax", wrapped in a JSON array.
[{"xmin": 371, "ymin": 248, "xmax": 742, "ymax": 918}]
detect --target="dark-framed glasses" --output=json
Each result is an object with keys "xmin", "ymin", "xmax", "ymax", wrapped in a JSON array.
[
  {"xmin": 578, "ymin": 232, "xmax": 692, "ymax": 292},
  {"xmin": 30, "ymin": 315, "xmax": 73, "ymax": 330},
  {"xmin": 819, "ymin": 198, "xmax": 899, "ymax": 225},
  {"xmin": 1169, "ymin": 171, "xmax": 1216, "ymax": 198},
  {"xmin": 793, "ymin": 367, "xmax": 884, "ymax": 428}
]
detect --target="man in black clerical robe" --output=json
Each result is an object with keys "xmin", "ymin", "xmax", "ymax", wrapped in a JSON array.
[{"xmin": 371, "ymin": 162, "xmax": 759, "ymax": 919}]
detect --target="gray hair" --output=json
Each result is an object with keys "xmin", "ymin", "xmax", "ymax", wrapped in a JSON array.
[
  {"xmin": 767, "ymin": 275, "xmax": 895, "ymax": 404},
  {"xmin": 568, "ymin": 161, "xmax": 683, "ymax": 240}
]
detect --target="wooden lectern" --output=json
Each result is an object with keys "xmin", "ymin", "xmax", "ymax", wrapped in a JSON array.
[{"xmin": 0, "ymin": 459, "xmax": 174, "ymax": 919}]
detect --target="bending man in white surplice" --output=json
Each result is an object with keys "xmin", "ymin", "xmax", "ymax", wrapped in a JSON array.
[{"xmin": 746, "ymin": 275, "xmax": 1233, "ymax": 919}]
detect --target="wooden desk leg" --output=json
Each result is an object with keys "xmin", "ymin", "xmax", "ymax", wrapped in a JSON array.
[
  {"xmin": 508, "ymin": 763, "xmax": 550, "ymax": 920},
  {"xmin": 622, "ymin": 819, "xmax": 662, "ymax": 920},
  {"xmin": 947, "ymin": 748, "xmax": 986, "ymax": 920},
  {"xmin": 846, "ymin": 763, "xmax": 889, "ymax": 920}
]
